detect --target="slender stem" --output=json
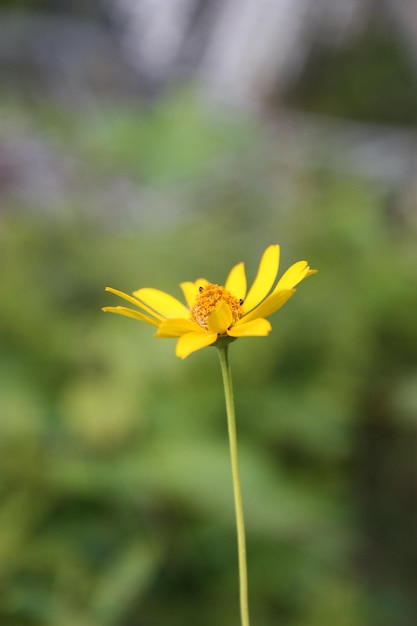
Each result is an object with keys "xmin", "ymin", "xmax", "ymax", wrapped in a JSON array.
[{"xmin": 217, "ymin": 344, "xmax": 250, "ymax": 626}]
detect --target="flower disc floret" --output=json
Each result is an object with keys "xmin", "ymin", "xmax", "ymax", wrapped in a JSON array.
[{"xmin": 190, "ymin": 284, "xmax": 243, "ymax": 330}]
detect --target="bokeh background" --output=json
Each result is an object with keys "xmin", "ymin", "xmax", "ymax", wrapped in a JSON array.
[{"xmin": 1, "ymin": 1, "xmax": 417, "ymax": 625}]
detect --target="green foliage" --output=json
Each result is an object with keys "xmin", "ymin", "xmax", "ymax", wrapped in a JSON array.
[
  {"xmin": 1, "ymin": 94, "xmax": 416, "ymax": 626},
  {"xmin": 288, "ymin": 25, "xmax": 417, "ymax": 124},
  {"xmin": 28, "ymin": 90, "xmax": 254, "ymax": 186}
]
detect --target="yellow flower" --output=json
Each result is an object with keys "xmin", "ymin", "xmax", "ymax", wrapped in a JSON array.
[{"xmin": 103, "ymin": 244, "xmax": 316, "ymax": 359}]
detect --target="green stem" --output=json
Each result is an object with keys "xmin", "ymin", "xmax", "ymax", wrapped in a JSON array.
[{"xmin": 217, "ymin": 343, "xmax": 250, "ymax": 626}]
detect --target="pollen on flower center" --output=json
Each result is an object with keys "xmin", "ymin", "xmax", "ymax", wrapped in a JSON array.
[{"xmin": 190, "ymin": 283, "xmax": 244, "ymax": 330}]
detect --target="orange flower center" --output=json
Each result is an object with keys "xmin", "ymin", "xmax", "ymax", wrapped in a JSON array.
[{"xmin": 190, "ymin": 283, "xmax": 244, "ymax": 330}]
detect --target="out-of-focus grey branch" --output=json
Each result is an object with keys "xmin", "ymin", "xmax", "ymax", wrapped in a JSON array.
[
  {"xmin": 0, "ymin": 2, "xmax": 416, "ymax": 227},
  {"xmin": 1, "ymin": 1, "xmax": 417, "ymax": 106},
  {"xmin": 0, "ymin": 12, "xmax": 140, "ymax": 101}
]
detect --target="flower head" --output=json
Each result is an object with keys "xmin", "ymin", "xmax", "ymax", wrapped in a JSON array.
[{"xmin": 103, "ymin": 244, "xmax": 316, "ymax": 358}]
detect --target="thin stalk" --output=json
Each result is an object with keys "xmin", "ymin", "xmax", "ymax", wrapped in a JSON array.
[{"xmin": 217, "ymin": 343, "xmax": 250, "ymax": 626}]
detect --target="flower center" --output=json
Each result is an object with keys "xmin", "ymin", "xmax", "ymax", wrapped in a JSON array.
[{"xmin": 190, "ymin": 283, "xmax": 244, "ymax": 330}]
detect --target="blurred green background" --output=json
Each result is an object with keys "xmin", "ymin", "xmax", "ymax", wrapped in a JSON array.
[{"xmin": 1, "ymin": 2, "xmax": 417, "ymax": 626}]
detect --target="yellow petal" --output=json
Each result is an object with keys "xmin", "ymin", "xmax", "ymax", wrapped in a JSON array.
[
  {"xmin": 102, "ymin": 306, "xmax": 160, "ymax": 327},
  {"xmin": 156, "ymin": 318, "xmax": 202, "ymax": 338},
  {"xmin": 274, "ymin": 261, "xmax": 316, "ymax": 292},
  {"xmin": 180, "ymin": 279, "xmax": 209, "ymax": 308},
  {"xmin": 225, "ymin": 262, "xmax": 247, "ymax": 300},
  {"xmin": 228, "ymin": 318, "xmax": 271, "ymax": 337},
  {"xmin": 133, "ymin": 287, "xmax": 189, "ymax": 318},
  {"xmin": 175, "ymin": 331, "xmax": 217, "ymax": 359},
  {"xmin": 105, "ymin": 286, "xmax": 163, "ymax": 320},
  {"xmin": 240, "ymin": 289, "xmax": 295, "ymax": 323},
  {"xmin": 207, "ymin": 300, "xmax": 233, "ymax": 334},
  {"xmin": 243, "ymin": 244, "xmax": 280, "ymax": 313}
]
